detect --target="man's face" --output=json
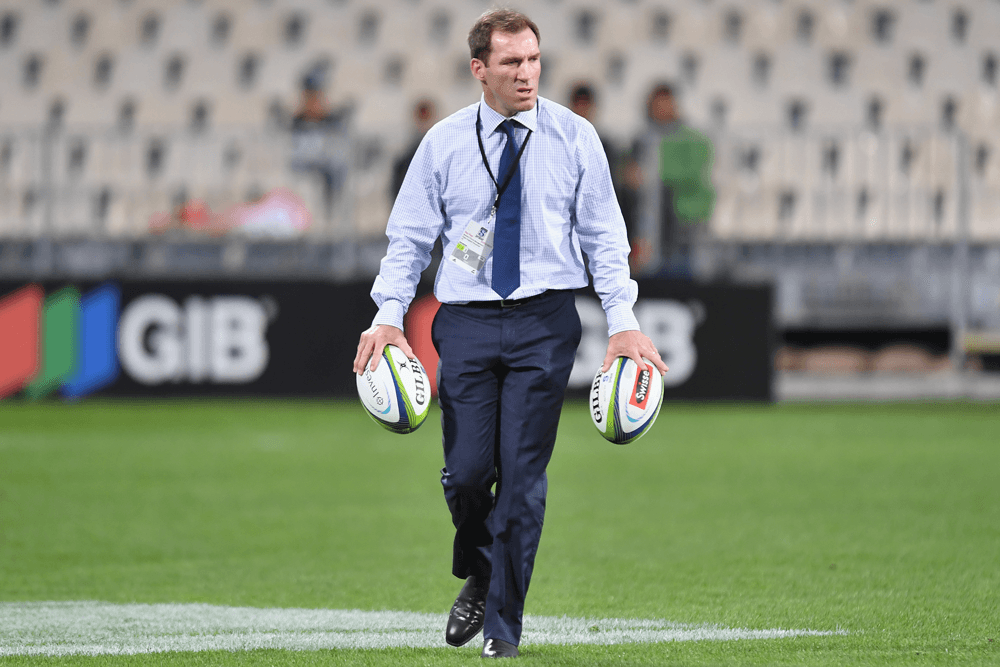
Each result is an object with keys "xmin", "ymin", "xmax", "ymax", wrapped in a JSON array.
[
  {"xmin": 650, "ymin": 92, "xmax": 678, "ymax": 124},
  {"xmin": 570, "ymin": 95, "xmax": 594, "ymax": 121},
  {"xmin": 471, "ymin": 27, "xmax": 540, "ymax": 117}
]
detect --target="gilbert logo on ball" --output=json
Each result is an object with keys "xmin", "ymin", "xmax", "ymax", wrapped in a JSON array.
[
  {"xmin": 357, "ymin": 345, "xmax": 430, "ymax": 434},
  {"xmin": 590, "ymin": 356, "xmax": 663, "ymax": 445}
]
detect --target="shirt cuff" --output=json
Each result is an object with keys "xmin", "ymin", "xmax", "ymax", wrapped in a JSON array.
[
  {"xmin": 372, "ymin": 300, "xmax": 408, "ymax": 331},
  {"xmin": 606, "ymin": 303, "xmax": 640, "ymax": 337}
]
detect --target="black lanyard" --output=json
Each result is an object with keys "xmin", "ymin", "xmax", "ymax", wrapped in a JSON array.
[{"xmin": 476, "ymin": 105, "xmax": 532, "ymax": 213}]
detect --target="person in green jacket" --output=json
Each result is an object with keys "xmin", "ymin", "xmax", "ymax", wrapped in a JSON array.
[{"xmin": 624, "ymin": 83, "xmax": 714, "ymax": 274}]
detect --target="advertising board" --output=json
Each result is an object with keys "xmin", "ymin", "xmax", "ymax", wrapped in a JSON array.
[{"xmin": 1, "ymin": 280, "xmax": 771, "ymax": 401}]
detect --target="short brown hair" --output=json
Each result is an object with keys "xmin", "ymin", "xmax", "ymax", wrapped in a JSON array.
[{"xmin": 468, "ymin": 9, "xmax": 540, "ymax": 64}]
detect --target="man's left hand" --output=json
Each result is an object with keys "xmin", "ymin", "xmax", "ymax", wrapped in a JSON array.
[{"xmin": 601, "ymin": 330, "xmax": 669, "ymax": 376}]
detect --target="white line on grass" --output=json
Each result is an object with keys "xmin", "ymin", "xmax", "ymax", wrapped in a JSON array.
[{"xmin": 0, "ymin": 601, "xmax": 846, "ymax": 656}]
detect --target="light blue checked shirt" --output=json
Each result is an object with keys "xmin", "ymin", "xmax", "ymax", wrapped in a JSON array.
[{"xmin": 371, "ymin": 95, "xmax": 639, "ymax": 336}]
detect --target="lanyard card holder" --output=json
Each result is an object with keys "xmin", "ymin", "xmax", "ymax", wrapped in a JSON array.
[{"xmin": 449, "ymin": 215, "xmax": 495, "ymax": 275}]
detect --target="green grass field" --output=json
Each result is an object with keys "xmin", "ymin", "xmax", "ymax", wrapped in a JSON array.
[{"xmin": 1, "ymin": 400, "xmax": 998, "ymax": 665}]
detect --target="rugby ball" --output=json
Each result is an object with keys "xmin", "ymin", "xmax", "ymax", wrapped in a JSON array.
[
  {"xmin": 590, "ymin": 356, "xmax": 663, "ymax": 445},
  {"xmin": 357, "ymin": 345, "xmax": 431, "ymax": 434}
]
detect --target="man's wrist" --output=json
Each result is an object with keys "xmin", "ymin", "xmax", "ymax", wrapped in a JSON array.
[
  {"xmin": 606, "ymin": 304, "xmax": 640, "ymax": 337},
  {"xmin": 372, "ymin": 300, "xmax": 408, "ymax": 331}
]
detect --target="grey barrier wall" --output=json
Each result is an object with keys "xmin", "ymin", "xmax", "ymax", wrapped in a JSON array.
[{"xmin": 1, "ymin": 280, "xmax": 772, "ymax": 401}]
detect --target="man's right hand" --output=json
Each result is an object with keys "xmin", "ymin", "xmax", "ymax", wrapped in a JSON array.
[{"xmin": 353, "ymin": 324, "xmax": 416, "ymax": 374}]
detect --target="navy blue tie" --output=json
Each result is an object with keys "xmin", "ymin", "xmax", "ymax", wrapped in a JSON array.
[{"xmin": 491, "ymin": 120, "xmax": 521, "ymax": 299}]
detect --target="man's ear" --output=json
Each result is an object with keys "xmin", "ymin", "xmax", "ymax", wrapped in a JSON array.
[{"xmin": 470, "ymin": 58, "xmax": 487, "ymax": 83}]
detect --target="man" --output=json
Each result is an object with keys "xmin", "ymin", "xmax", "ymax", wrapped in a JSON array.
[
  {"xmin": 289, "ymin": 72, "xmax": 353, "ymax": 222},
  {"xmin": 567, "ymin": 81, "xmax": 630, "ymax": 255},
  {"xmin": 353, "ymin": 9, "xmax": 667, "ymax": 659},
  {"xmin": 389, "ymin": 98, "xmax": 438, "ymax": 201},
  {"xmin": 567, "ymin": 81, "xmax": 615, "ymax": 167},
  {"xmin": 625, "ymin": 83, "xmax": 714, "ymax": 274}
]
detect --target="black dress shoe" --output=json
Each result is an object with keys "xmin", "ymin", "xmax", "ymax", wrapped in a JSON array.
[
  {"xmin": 445, "ymin": 576, "xmax": 488, "ymax": 647},
  {"xmin": 481, "ymin": 638, "xmax": 519, "ymax": 658}
]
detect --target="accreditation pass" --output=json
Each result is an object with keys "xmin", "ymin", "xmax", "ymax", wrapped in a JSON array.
[{"xmin": 449, "ymin": 216, "xmax": 494, "ymax": 275}]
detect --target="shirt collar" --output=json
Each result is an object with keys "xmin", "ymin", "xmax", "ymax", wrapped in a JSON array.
[{"xmin": 479, "ymin": 94, "xmax": 538, "ymax": 134}]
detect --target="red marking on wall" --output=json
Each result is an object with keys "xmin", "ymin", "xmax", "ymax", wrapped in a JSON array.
[
  {"xmin": 405, "ymin": 293, "xmax": 441, "ymax": 397},
  {"xmin": 0, "ymin": 285, "xmax": 43, "ymax": 399}
]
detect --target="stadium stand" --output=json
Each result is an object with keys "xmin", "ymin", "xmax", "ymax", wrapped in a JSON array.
[{"xmin": 0, "ymin": 0, "xmax": 995, "ymax": 247}]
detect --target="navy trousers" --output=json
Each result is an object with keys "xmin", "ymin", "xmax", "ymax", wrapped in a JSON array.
[{"xmin": 431, "ymin": 290, "xmax": 582, "ymax": 646}]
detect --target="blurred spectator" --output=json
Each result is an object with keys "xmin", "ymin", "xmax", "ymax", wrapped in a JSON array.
[
  {"xmin": 149, "ymin": 198, "xmax": 228, "ymax": 236},
  {"xmin": 289, "ymin": 72, "xmax": 353, "ymax": 222},
  {"xmin": 222, "ymin": 187, "xmax": 312, "ymax": 238},
  {"xmin": 177, "ymin": 198, "xmax": 216, "ymax": 232},
  {"xmin": 390, "ymin": 98, "xmax": 438, "ymax": 202},
  {"xmin": 568, "ymin": 81, "xmax": 633, "ymax": 252},
  {"xmin": 625, "ymin": 83, "xmax": 714, "ymax": 275},
  {"xmin": 567, "ymin": 82, "xmax": 617, "ymax": 168},
  {"xmin": 148, "ymin": 189, "xmax": 312, "ymax": 238}
]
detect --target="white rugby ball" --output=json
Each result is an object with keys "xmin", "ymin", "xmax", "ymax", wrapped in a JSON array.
[
  {"xmin": 590, "ymin": 356, "xmax": 663, "ymax": 445},
  {"xmin": 357, "ymin": 345, "xmax": 431, "ymax": 434}
]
